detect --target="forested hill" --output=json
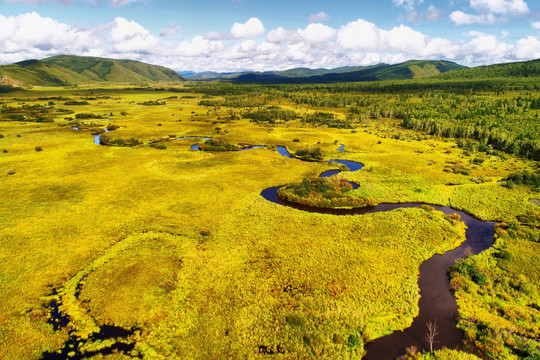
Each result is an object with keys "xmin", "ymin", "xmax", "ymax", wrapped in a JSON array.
[
  {"xmin": 232, "ymin": 60, "xmax": 465, "ymax": 84},
  {"xmin": 0, "ymin": 55, "xmax": 185, "ymax": 87},
  {"xmin": 438, "ymin": 58, "xmax": 540, "ymax": 80}
]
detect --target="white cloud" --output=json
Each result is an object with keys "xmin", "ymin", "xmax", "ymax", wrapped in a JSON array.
[
  {"xmin": 309, "ymin": 11, "xmax": 329, "ymax": 23},
  {"xmin": 464, "ymin": 30, "xmax": 487, "ymax": 36},
  {"xmin": 470, "ymin": 0, "xmax": 529, "ymax": 15},
  {"xmin": 392, "ymin": 0, "xmax": 424, "ymax": 11},
  {"xmin": 0, "ymin": 12, "xmax": 101, "ymax": 62},
  {"xmin": 110, "ymin": 17, "xmax": 159, "ymax": 53},
  {"xmin": 230, "ymin": 17, "xmax": 266, "ymax": 39},
  {"xmin": 1, "ymin": 12, "xmax": 539, "ymax": 73},
  {"xmin": 450, "ymin": 0, "xmax": 529, "ymax": 25},
  {"xmin": 159, "ymin": 22, "xmax": 184, "ymax": 37},
  {"xmin": 337, "ymin": 19, "xmax": 381, "ymax": 50},
  {"xmin": 386, "ymin": 25, "xmax": 427, "ymax": 53},
  {"xmin": 110, "ymin": 0, "xmax": 137, "ymax": 6},
  {"xmin": 513, "ymin": 36, "xmax": 540, "ymax": 59},
  {"xmin": 449, "ymin": 10, "xmax": 497, "ymax": 25},
  {"xmin": 425, "ymin": 5, "xmax": 445, "ymax": 21},
  {"xmin": 266, "ymin": 27, "xmax": 293, "ymax": 44},
  {"xmin": 298, "ymin": 23, "xmax": 336, "ymax": 44},
  {"xmin": 175, "ymin": 36, "xmax": 223, "ymax": 57},
  {"xmin": 532, "ymin": 21, "xmax": 540, "ymax": 29}
]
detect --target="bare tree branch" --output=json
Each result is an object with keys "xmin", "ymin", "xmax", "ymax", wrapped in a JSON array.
[{"xmin": 425, "ymin": 319, "xmax": 439, "ymax": 352}]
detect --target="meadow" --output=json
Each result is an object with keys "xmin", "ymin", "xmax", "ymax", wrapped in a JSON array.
[{"xmin": 0, "ymin": 82, "xmax": 538, "ymax": 359}]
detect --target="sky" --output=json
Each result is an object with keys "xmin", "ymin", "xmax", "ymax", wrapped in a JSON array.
[{"xmin": 1, "ymin": 0, "xmax": 540, "ymax": 72}]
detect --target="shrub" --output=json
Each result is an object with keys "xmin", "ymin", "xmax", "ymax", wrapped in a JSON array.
[
  {"xmin": 200, "ymin": 139, "xmax": 239, "ymax": 152},
  {"xmin": 294, "ymin": 147, "xmax": 323, "ymax": 161},
  {"xmin": 278, "ymin": 177, "xmax": 377, "ymax": 209},
  {"xmin": 99, "ymin": 134, "xmax": 140, "ymax": 147},
  {"xmin": 0, "ymin": 134, "xmax": 4, "ymax": 138},
  {"xmin": 105, "ymin": 123, "xmax": 119, "ymax": 131},
  {"xmin": 149, "ymin": 143, "xmax": 167, "ymax": 150},
  {"xmin": 2, "ymin": 149, "xmax": 7, "ymax": 153},
  {"xmin": 35, "ymin": 146, "xmax": 43, "ymax": 152}
]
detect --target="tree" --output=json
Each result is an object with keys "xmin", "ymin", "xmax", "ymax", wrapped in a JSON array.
[{"xmin": 425, "ymin": 319, "xmax": 439, "ymax": 352}]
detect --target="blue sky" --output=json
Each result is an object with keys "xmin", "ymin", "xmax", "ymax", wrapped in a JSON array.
[{"xmin": 1, "ymin": 0, "xmax": 540, "ymax": 71}]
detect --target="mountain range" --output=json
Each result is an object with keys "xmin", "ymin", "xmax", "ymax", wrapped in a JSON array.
[
  {"xmin": 1, "ymin": 55, "xmax": 540, "ymax": 88},
  {"xmin": 0, "ymin": 55, "xmax": 185, "ymax": 87}
]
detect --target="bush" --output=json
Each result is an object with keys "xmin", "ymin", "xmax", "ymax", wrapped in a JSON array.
[
  {"xmin": 149, "ymin": 143, "xmax": 167, "ymax": 150},
  {"xmin": 278, "ymin": 177, "xmax": 377, "ymax": 209},
  {"xmin": 200, "ymin": 139, "xmax": 239, "ymax": 152},
  {"xmin": 0, "ymin": 134, "xmax": 4, "ymax": 138},
  {"xmin": 105, "ymin": 123, "xmax": 119, "ymax": 131},
  {"xmin": 294, "ymin": 147, "xmax": 323, "ymax": 161},
  {"xmin": 99, "ymin": 134, "xmax": 140, "ymax": 147},
  {"xmin": 35, "ymin": 146, "xmax": 43, "ymax": 152}
]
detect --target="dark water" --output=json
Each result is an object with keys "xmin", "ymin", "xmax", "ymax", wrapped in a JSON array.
[
  {"xmin": 261, "ymin": 187, "xmax": 495, "ymax": 358},
  {"xmin": 261, "ymin": 146, "xmax": 495, "ymax": 359}
]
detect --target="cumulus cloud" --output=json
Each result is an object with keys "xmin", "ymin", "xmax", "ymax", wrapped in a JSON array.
[
  {"xmin": 513, "ymin": 36, "xmax": 540, "ymax": 58},
  {"xmin": 450, "ymin": 10, "xmax": 497, "ymax": 24},
  {"xmin": 0, "ymin": 12, "xmax": 102, "ymax": 62},
  {"xmin": 309, "ymin": 11, "xmax": 329, "ymax": 23},
  {"xmin": 337, "ymin": 19, "xmax": 381, "ymax": 50},
  {"xmin": 160, "ymin": 22, "xmax": 184, "ymax": 37},
  {"xmin": 470, "ymin": 0, "xmax": 529, "ymax": 15},
  {"xmin": 298, "ymin": 23, "xmax": 336, "ymax": 44},
  {"xmin": 266, "ymin": 27, "xmax": 294, "ymax": 44},
  {"xmin": 532, "ymin": 21, "xmax": 540, "ymax": 29},
  {"xmin": 230, "ymin": 17, "xmax": 266, "ymax": 39},
  {"xmin": 1, "ymin": 11, "xmax": 539, "ymax": 73},
  {"xmin": 110, "ymin": 17, "xmax": 159, "ymax": 53},
  {"xmin": 450, "ymin": 0, "xmax": 529, "ymax": 25}
]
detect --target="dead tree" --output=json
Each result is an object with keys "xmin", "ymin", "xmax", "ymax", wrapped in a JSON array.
[{"xmin": 425, "ymin": 319, "xmax": 439, "ymax": 352}]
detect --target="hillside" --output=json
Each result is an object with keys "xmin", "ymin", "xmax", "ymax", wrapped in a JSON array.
[
  {"xmin": 0, "ymin": 55, "xmax": 185, "ymax": 87},
  {"xmin": 438, "ymin": 58, "xmax": 540, "ymax": 80},
  {"xmin": 232, "ymin": 60, "xmax": 465, "ymax": 84}
]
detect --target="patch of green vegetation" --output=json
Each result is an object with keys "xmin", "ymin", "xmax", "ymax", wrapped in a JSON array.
[
  {"xmin": 450, "ymin": 223, "xmax": 540, "ymax": 359},
  {"xmin": 199, "ymin": 138, "xmax": 240, "ymax": 151},
  {"xmin": 99, "ymin": 134, "xmax": 140, "ymax": 147},
  {"xmin": 294, "ymin": 147, "xmax": 324, "ymax": 161},
  {"xmin": 278, "ymin": 177, "xmax": 377, "ymax": 208}
]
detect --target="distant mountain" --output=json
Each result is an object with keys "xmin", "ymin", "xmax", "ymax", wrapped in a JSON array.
[
  {"xmin": 182, "ymin": 65, "xmax": 378, "ymax": 81},
  {"xmin": 0, "ymin": 55, "xmax": 184, "ymax": 87},
  {"xmin": 438, "ymin": 58, "xmax": 540, "ymax": 80},
  {"xmin": 232, "ymin": 60, "xmax": 466, "ymax": 84}
]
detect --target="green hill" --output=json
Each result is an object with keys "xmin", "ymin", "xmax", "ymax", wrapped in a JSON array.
[
  {"xmin": 0, "ymin": 55, "xmax": 185, "ymax": 87},
  {"xmin": 438, "ymin": 58, "xmax": 540, "ymax": 80},
  {"xmin": 233, "ymin": 60, "xmax": 465, "ymax": 84}
]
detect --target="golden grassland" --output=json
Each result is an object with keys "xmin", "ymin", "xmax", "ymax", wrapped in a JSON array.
[{"xmin": 0, "ymin": 85, "xmax": 538, "ymax": 359}]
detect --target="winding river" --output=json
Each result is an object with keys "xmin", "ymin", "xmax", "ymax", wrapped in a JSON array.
[
  {"xmin": 85, "ymin": 134, "xmax": 496, "ymax": 358},
  {"xmin": 259, "ymin": 146, "xmax": 495, "ymax": 359}
]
